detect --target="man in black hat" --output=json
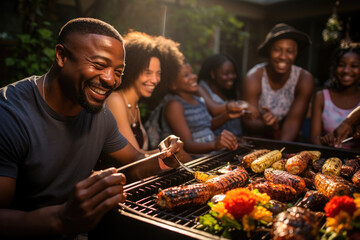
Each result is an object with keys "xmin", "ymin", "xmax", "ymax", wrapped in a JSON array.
[{"xmin": 242, "ymin": 23, "xmax": 314, "ymax": 141}]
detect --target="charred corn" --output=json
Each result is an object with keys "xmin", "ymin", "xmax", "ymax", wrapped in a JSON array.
[
  {"xmin": 242, "ymin": 149, "xmax": 270, "ymax": 168},
  {"xmin": 322, "ymin": 157, "xmax": 342, "ymax": 176},
  {"xmin": 194, "ymin": 171, "xmax": 216, "ymax": 183},
  {"xmin": 309, "ymin": 151, "xmax": 321, "ymax": 161},
  {"xmin": 251, "ymin": 148, "xmax": 285, "ymax": 173}
]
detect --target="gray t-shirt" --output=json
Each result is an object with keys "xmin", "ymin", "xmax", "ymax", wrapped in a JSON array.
[{"xmin": 0, "ymin": 76, "xmax": 128, "ymax": 211}]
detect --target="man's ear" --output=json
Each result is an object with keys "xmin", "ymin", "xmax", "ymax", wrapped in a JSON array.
[{"xmin": 55, "ymin": 44, "xmax": 66, "ymax": 68}]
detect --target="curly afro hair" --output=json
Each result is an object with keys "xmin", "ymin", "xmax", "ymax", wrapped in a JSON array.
[{"xmin": 120, "ymin": 31, "xmax": 159, "ymax": 90}]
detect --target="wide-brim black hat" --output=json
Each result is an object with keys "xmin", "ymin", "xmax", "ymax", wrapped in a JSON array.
[{"xmin": 257, "ymin": 23, "xmax": 312, "ymax": 57}]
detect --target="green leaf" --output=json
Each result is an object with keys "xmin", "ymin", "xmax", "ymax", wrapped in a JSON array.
[
  {"xmin": 5, "ymin": 58, "xmax": 16, "ymax": 66},
  {"xmin": 17, "ymin": 34, "xmax": 31, "ymax": 44},
  {"xmin": 37, "ymin": 28, "xmax": 53, "ymax": 39},
  {"xmin": 43, "ymin": 48, "xmax": 55, "ymax": 59}
]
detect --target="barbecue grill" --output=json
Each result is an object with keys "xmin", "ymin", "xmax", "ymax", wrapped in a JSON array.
[{"xmin": 89, "ymin": 137, "xmax": 360, "ymax": 240}]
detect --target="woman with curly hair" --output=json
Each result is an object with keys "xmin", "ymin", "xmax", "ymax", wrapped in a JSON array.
[
  {"xmin": 106, "ymin": 31, "xmax": 187, "ymax": 157},
  {"xmin": 310, "ymin": 45, "xmax": 360, "ymax": 149}
]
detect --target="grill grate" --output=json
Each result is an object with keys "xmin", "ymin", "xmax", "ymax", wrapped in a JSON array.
[
  {"xmin": 122, "ymin": 149, "xmax": 245, "ymax": 233},
  {"xmin": 107, "ymin": 137, "xmax": 360, "ymax": 240}
]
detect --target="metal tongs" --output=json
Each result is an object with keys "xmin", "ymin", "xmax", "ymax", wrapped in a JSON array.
[
  {"xmin": 173, "ymin": 154, "xmax": 195, "ymax": 173},
  {"xmin": 173, "ymin": 154, "xmax": 216, "ymax": 182},
  {"xmin": 341, "ymin": 137, "xmax": 354, "ymax": 144},
  {"xmin": 116, "ymin": 150, "xmax": 170, "ymax": 172}
]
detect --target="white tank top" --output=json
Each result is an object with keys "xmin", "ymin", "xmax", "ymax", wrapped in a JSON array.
[{"xmin": 256, "ymin": 63, "xmax": 301, "ymax": 121}]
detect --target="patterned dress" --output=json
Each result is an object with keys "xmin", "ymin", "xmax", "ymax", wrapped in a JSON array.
[
  {"xmin": 253, "ymin": 62, "xmax": 301, "ymax": 121},
  {"xmin": 173, "ymin": 95, "xmax": 215, "ymax": 143}
]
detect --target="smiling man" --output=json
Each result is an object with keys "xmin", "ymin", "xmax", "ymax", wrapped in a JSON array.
[
  {"xmin": 242, "ymin": 23, "xmax": 314, "ymax": 141},
  {"xmin": 0, "ymin": 18, "xmax": 183, "ymax": 240}
]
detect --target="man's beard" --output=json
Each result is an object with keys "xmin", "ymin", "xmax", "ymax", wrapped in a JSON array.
[{"xmin": 78, "ymin": 89, "xmax": 104, "ymax": 114}]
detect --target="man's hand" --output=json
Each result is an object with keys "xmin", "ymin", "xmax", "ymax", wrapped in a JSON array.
[
  {"xmin": 58, "ymin": 168, "xmax": 126, "ymax": 234},
  {"xmin": 158, "ymin": 135, "xmax": 184, "ymax": 168}
]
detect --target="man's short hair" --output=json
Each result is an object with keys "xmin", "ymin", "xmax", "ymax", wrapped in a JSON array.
[{"xmin": 58, "ymin": 17, "xmax": 123, "ymax": 44}]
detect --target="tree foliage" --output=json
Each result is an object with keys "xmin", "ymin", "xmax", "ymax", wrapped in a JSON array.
[
  {"xmin": 165, "ymin": 0, "xmax": 248, "ymax": 69},
  {"xmin": 3, "ymin": 0, "xmax": 248, "ymax": 86},
  {"xmin": 86, "ymin": 0, "xmax": 248, "ymax": 71},
  {"xmin": 4, "ymin": 0, "xmax": 55, "ymax": 84}
]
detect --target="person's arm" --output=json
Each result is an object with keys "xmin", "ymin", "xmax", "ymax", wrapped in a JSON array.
[
  {"xmin": 198, "ymin": 85, "xmax": 245, "ymax": 123},
  {"xmin": 241, "ymin": 67, "xmax": 266, "ymax": 135},
  {"xmin": 0, "ymin": 169, "xmax": 126, "ymax": 237},
  {"xmin": 164, "ymin": 100, "xmax": 237, "ymax": 155},
  {"xmin": 103, "ymin": 134, "xmax": 189, "ymax": 183},
  {"xmin": 333, "ymin": 106, "xmax": 360, "ymax": 144},
  {"xmin": 310, "ymin": 91, "xmax": 325, "ymax": 145},
  {"xmin": 280, "ymin": 69, "xmax": 314, "ymax": 141},
  {"xmin": 198, "ymin": 85, "xmax": 226, "ymax": 116},
  {"xmin": 209, "ymin": 102, "xmax": 247, "ymax": 130}
]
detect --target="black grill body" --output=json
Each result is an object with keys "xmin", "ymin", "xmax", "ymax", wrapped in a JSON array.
[{"xmin": 89, "ymin": 137, "xmax": 360, "ymax": 240}]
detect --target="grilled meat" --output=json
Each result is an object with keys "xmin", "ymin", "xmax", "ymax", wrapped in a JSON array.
[
  {"xmin": 312, "ymin": 158, "xmax": 326, "ymax": 172},
  {"xmin": 269, "ymin": 199, "xmax": 288, "ymax": 216},
  {"xmin": 296, "ymin": 190, "xmax": 327, "ymax": 212},
  {"xmin": 342, "ymin": 165, "xmax": 356, "ymax": 179},
  {"xmin": 303, "ymin": 168, "xmax": 316, "ymax": 180},
  {"xmin": 157, "ymin": 167, "xmax": 249, "ymax": 209},
  {"xmin": 247, "ymin": 180, "xmax": 297, "ymax": 202},
  {"xmin": 341, "ymin": 158, "xmax": 360, "ymax": 179},
  {"xmin": 352, "ymin": 169, "xmax": 360, "ymax": 190},
  {"xmin": 264, "ymin": 168, "xmax": 306, "ymax": 194},
  {"xmin": 314, "ymin": 173, "xmax": 352, "ymax": 199},
  {"xmin": 271, "ymin": 206, "xmax": 324, "ymax": 240},
  {"xmin": 303, "ymin": 178, "xmax": 313, "ymax": 189},
  {"xmin": 302, "ymin": 169, "xmax": 316, "ymax": 188}
]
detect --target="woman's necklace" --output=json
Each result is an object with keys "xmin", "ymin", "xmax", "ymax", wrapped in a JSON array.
[{"xmin": 121, "ymin": 91, "xmax": 139, "ymax": 128}]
